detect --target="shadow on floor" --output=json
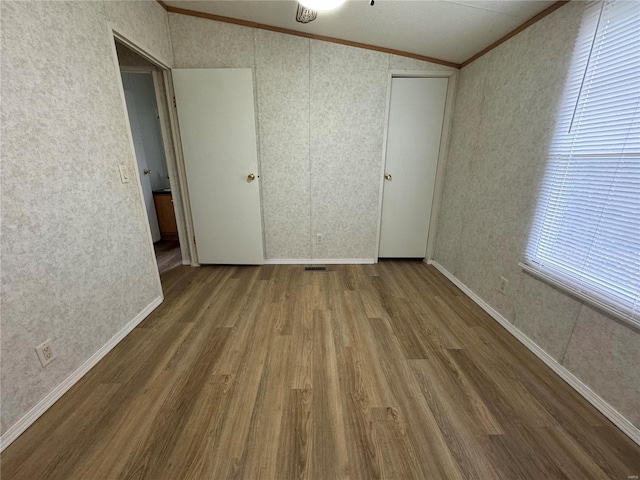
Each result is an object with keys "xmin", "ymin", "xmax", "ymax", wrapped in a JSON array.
[{"xmin": 154, "ymin": 240, "xmax": 182, "ymax": 275}]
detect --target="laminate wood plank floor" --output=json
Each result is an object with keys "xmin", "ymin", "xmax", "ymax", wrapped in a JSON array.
[
  {"xmin": 2, "ymin": 262, "xmax": 639, "ymax": 479},
  {"xmin": 154, "ymin": 240, "xmax": 182, "ymax": 275}
]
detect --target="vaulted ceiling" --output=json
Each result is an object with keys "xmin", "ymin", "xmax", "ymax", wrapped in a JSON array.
[{"xmin": 162, "ymin": 0, "xmax": 559, "ymax": 65}]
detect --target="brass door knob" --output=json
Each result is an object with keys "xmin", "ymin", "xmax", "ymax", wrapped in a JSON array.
[
  {"xmin": 384, "ymin": 173, "xmax": 392, "ymax": 180},
  {"xmin": 247, "ymin": 173, "xmax": 256, "ymax": 181}
]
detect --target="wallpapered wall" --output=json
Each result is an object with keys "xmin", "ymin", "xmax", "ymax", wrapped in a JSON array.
[
  {"xmin": 434, "ymin": 0, "xmax": 640, "ymax": 427},
  {"xmin": 5, "ymin": 0, "xmax": 635, "ymax": 447},
  {"xmin": 168, "ymin": 13, "xmax": 455, "ymax": 260},
  {"xmin": 0, "ymin": 1, "xmax": 173, "ymax": 435}
]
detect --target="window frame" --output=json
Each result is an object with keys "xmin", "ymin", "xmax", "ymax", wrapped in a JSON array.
[{"xmin": 522, "ymin": 0, "xmax": 640, "ymax": 329}]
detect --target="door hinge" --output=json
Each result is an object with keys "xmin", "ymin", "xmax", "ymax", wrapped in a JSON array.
[
  {"xmin": 173, "ymin": 96, "xmax": 177, "ymax": 108},
  {"xmin": 193, "ymin": 235, "xmax": 196, "ymax": 245}
]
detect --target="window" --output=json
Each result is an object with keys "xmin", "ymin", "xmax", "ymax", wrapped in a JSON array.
[{"xmin": 523, "ymin": 0, "xmax": 640, "ymax": 326}]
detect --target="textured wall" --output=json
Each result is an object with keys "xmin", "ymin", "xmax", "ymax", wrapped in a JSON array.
[
  {"xmin": 309, "ymin": 42, "xmax": 389, "ymax": 259},
  {"xmin": 434, "ymin": 1, "xmax": 640, "ymax": 427},
  {"xmin": 1, "ymin": 1, "xmax": 171, "ymax": 435},
  {"xmin": 255, "ymin": 30, "xmax": 311, "ymax": 259},
  {"xmin": 168, "ymin": 13, "xmax": 455, "ymax": 260},
  {"xmin": 104, "ymin": 1, "xmax": 173, "ymax": 67}
]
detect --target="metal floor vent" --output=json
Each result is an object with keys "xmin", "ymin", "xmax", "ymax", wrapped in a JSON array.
[{"xmin": 304, "ymin": 266, "xmax": 327, "ymax": 271}]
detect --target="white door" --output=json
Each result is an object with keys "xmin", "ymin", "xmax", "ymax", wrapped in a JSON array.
[
  {"xmin": 122, "ymin": 77, "xmax": 161, "ymax": 243},
  {"xmin": 172, "ymin": 68, "xmax": 264, "ymax": 264},
  {"xmin": 379, "ymin": 77, "xmax": 448, "ymax": 258}
]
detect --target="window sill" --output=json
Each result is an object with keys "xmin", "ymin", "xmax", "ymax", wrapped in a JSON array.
[{"xmin": 518, "ymin": 262, "xmax": 640, "ymax": 331}]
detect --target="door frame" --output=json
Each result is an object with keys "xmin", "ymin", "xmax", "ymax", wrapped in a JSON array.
[
  {"xmin": 108, "ymin": 26, "xmax": 195, "ymax": 274},
  {"xmin": 162, "ymin": 70, "xmax": 200, "ymax": 266},
  {"xmin": 375, "ymin": 70, "xmax": 458, "ymax": 263}
]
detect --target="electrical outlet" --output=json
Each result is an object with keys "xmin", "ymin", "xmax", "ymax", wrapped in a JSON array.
[
  {"xmin": 316, "ymin": 234, "xmax": 323, "ymax": 245},
  {"xmin": 35, "ymin": 339, "xmax": 56, "ymax": 367},
  {"xmin": 499, "ymin": 276, "xmax": 508, "ymax": 295}
]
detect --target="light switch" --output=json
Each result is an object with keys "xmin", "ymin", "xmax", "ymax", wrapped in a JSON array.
[{"xmin": 119, "ymin": 165, "xmax": 130, "ymax": 183}]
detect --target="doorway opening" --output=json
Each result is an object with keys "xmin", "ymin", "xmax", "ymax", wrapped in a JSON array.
[{"xmin": 114, "ymin": 40, "xmax": 189, "ymax": 276}]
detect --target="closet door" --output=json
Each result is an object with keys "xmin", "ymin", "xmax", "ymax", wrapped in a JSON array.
[{"xmin": 379, "ymin": 77, "xmax": 448, "ymax": 258}]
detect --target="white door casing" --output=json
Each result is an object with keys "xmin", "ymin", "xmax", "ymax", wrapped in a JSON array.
[
  {"xmin": 379, "ymin": 77, "xmax": 448, "ymax": 258},
  {"xmin": 172, "ymin": 68, "xmax": 264, "ymax": 265}
]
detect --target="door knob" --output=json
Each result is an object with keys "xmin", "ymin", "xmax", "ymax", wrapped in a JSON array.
[
  {"xmin": 384, "ymin": 173, "xmax": 392, "ymax": 180},
  {"xmin": 247, "ymin": 173, "xmax": 256, "ymax": 181},
  {"xmin": 144, "ymin": 169, "xmax": 152, "ymax": 175}
]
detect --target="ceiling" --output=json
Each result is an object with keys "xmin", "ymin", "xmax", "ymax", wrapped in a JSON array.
[{"xmin": 163, "ymin": 0, "xmax": 557, "ymax": 65}]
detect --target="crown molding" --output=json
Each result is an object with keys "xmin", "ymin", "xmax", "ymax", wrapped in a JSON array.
[
  {"xmin": 157, "ymin": 1, "xmax": 573, "ymax": 73},
  {"xmin": 460, "ymin": 1, "xmax": 570, "ymax": 68},
  {"xmin": 159, "ymin": 3, "xmax": 461, "ymax": 69}
]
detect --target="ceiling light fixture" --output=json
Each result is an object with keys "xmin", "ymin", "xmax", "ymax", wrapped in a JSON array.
[
  {"xmin": 296, "ymin": 4, "xmax": 317, "ymax": 23},
  {"xmin": 298, "ymin": 0, "xmax": 346, "ymax": 12}
]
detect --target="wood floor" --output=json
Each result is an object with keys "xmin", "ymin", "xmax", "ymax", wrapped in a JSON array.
[
  {"xmin": 154, "ymin": 240, "xmax": 182, "ymax": 275},
  {"xmin": 2, "ymin": 262, "xmax": 639, "ymax": 479}
]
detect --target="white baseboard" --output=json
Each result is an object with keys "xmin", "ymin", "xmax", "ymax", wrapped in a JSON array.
[
  {"xmin": 430, "ymin": 261, "xmax": 640, "ymax": 446},
  {"xmin": 181, "ymin": 259, "xmax": 191, "ymax": 265},
  {"xmin": 0, "ymin": 296, "xmax": 163, "ymax": 452},
  {"xmin": 264, "ymin": 258, "xmax": 376, "ymax": 265}
]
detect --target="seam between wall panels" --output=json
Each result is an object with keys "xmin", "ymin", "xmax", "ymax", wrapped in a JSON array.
[
  {"xmin": 165, "ymin": 9, "xmax": 176, "ymax": 67},
  {"xmin": 308, "ymin": 38, "xmax": 313, "ymax": 259},
  {"xmin": 456, "ymin": 74, "xmax": 487, "ymax": 276},
  {"xmin": 252, "ymin": 29, "xmax": 268, "ymax": 259},
  {"xmin": 560, "ymin": 302, "xmax": 584, "ymax": 364}
]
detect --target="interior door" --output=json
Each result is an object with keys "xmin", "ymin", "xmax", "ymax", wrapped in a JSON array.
[
  {"xmin": 172, "ymin": 68, "xmax": 264, "ymax": 264},
  {"xmin": 379, "ymin": 77, "xmax": 448, "ymax": 258},
  {"xmin": 122, "ymin": 76, "xmax": 161, "ymax": 243}
]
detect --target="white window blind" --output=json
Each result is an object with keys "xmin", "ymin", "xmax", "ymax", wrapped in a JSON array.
[{"xmin": 524, "ymin": 0, "xmax": 640, "ymax": 326}]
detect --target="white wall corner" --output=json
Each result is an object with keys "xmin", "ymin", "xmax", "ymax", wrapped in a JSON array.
[
  {"xmin": 0, "ymin": 296, "xmax": 163, "ymax": 452},
  {"xmin": 430, "ymin": 260, "xmax": 640, "ymax": 447}
]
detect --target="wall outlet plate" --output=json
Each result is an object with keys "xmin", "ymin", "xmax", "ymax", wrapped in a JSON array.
[
  {"xmin": 35, "ymin": 339, "xmax": 56, "ymax": 367},
  {"xmin": 119, "ymin": 164, "xmax": 130, "ymax": 183},
  {"xmin": 316, "ymin": 234, "xmax": 323, "ymax": 245},
  {"xmin": 499, "ymin": 276, "xmax": 508, "ymax": 294}
]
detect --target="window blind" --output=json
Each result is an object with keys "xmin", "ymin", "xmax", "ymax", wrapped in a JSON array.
[{"xmin": 524, "ymin": 0, "xmax": 640, "ymax": 325}]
